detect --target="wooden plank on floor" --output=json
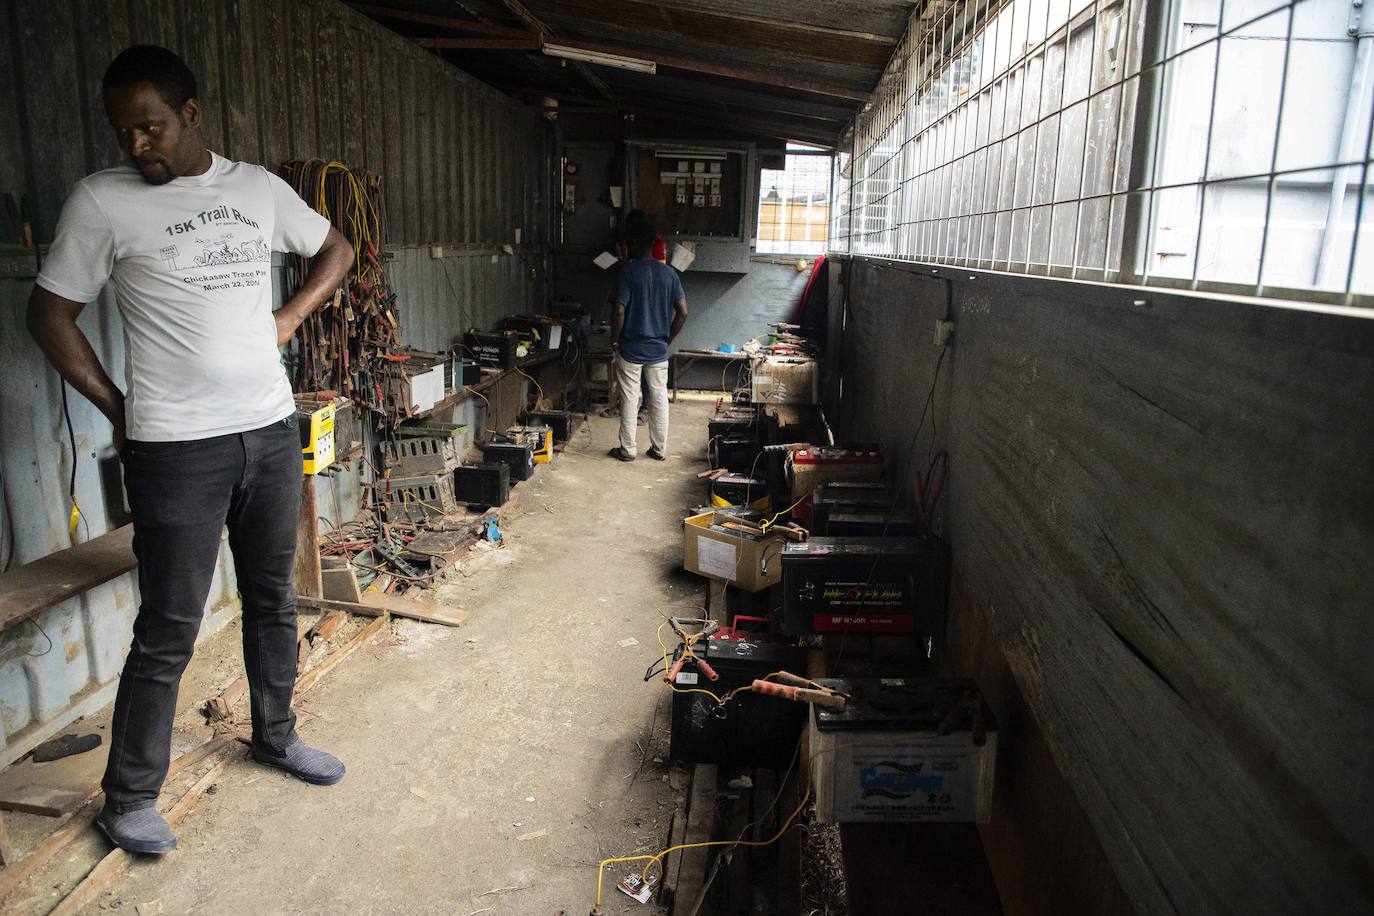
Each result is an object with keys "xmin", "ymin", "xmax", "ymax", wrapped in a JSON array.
[
  {"xmin": 0, "ymin": 525, "xmax": 135, "ymax": 631},
  {"xmin": 673, "ymin": 763, "xmax": 718, "ymax": 915},
  {"xmin": 0, "ymin": 736, "xmax": 235, "ymax": 905},
  {"xmin": 0, "ymin": 745, "xmax": 107, "ymax": 817},
  {"xmin": 297, "ymin": 593, "xmax": 469, "ymax": 627},
  {"xmin": 48, "ymin": 755, "xmax": 235, "ymax": 916},
  {"xmin": 293, "ymin": 612, "xmax": 390, "ymax": 696},
  {"xmin": 660, "ymin": 786, "xmax": 690, "ymax": 910}
]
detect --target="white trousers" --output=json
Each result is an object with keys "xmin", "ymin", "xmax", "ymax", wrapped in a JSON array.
[{"xmin": 616, "ymin": 357, "xmax": 669, "ymax": 456}]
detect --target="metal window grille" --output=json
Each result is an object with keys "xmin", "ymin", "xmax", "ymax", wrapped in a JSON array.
[
  {"xmin": 756, "ymin": 149, "xmax": 834, "ymax": 255},
  {"xmin": 832, "ymin": 0, "xmax": 1374, "ymax": 307}
]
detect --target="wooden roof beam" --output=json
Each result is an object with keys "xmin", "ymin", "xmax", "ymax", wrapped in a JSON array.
[
  {"xmin": 416, "ymin": 35, "xmax": 869, "ymax": 104},
  {"xmin": 345, "ymin": 3, "xmax": 534, "ymax": 40}
]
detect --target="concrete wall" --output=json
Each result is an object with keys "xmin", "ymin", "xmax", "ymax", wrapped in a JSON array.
[
  {"xmin": 0, "ymin": 0, "xmax": 552, "ymax": 764},
  {"xmin": 827, "ymin": 256, "xmax": 1374, "ymax": 914}
]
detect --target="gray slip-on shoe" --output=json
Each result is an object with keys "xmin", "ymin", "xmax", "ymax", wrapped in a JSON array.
[
  {"xmin": 96, "ymin": 805, "xmax": 177, "ymax": 854},
  {"xmin": 251, "ymin": 738, "xmax": 345, "ymax": 786}
]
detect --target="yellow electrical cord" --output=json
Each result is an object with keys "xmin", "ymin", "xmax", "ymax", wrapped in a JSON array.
[
  {"xmin": 593, "ymin": 738, "xmax": 900, "ymax": 909},
  {"xmin": 758, "ymin": 494, "xmax": 807, "ymax": 530},
  {"xmin": 462, "ymin": 386, "xmax": 501, "ymax": 436},
  {"xmin": 515, "ymin": 367, "xmax": 545, "ymax": 407}
]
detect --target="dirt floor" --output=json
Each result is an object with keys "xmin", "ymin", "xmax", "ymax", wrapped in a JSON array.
[{"xmin": 5, "ymin": 400, "xmax": 718, "ymax": 916}]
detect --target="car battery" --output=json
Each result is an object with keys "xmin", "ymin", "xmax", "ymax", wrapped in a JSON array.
[
  {"xmin": 525, "ymin": 409, "xmax": 572, "ymax": 443},
  {"xmin": 710, "ymin": 436, "xmax": 761, "ymax": 474},
  {"xmin": 669, "ymin": 621, "xmax": 808, "ymax": 769},
  {"xmin": 482, "ymin": 441, "xmax": 535, "ymax": 481},
  {"xmin": 465, "ymin": 329, "xmax": 518, "ymax": 368},
  {"xmin": 781, "ymin": 537, "xmax": 950, "ymax": 637},
  {"xmin": 810, "ymin": 677, "xmax": 997, "ymax": 823},
  {"xmin": 809, "ymin": 481, "xmax": 894, "ymax": 533},
  {"xmin": 459, "ymin": 359, "xmax": 482, "ymax": 386},
  {"xmin": 506, "ymin": 425, "xmax": 553, "ymax": 464},
  {"xmin": 452, "ymin": 463, "xmax": 510, "ymax": 507},
  {"xmin": 817, "ymin": 510, "xmax": 923, "ymax": 538},
  {"xmin": 709, "ymin": 474, "xmax": 770, "ymax": 511},
  {"xmin": 788, "ymin": 445, "xmax": 884, "ymax": 522}
]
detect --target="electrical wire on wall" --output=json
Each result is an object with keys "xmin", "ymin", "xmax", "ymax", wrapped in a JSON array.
[{"xmin": 281, "ymin": 159, "xmax": 404, "ymax": 414}]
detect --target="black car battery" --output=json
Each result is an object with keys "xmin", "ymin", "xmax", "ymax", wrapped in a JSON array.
[
  {"xmin": 817, "ymin": 509, "xmax": 923, "ymax": 538},
  {"xmin": 452, "ymin": 462, "xmax": 510, "ymax": 507},
  {"xmin": 711, "ymin": 436, "xmax": 762, "ymax": 473},
  {"xmin": 482, "ymin": 441, "xmax": 535, "ymax": 481},
  {"xmin": 809, "ymin": 481, "xmax": 894, "ymax": 533},
  {"xmin": 459, "ymin": 359, "xmax": 482, "ymax": 386},
  {"xmin": 524, "ymin": 409, "xmax": 572, "ymax": 443},
  {"xmin": 781, "ymin": 537, "xmax": 950, "ymax": 637},
  {"xmin": 465, "ymin": 330, "xmax": 518, "ymax": 369},
  {"xmin": 669, "ymin": 617, "xmax": 808, "ymax": 769},
  {"xmin": 709, "ymin": 474, "xmax": 769, "ymax": 510}
]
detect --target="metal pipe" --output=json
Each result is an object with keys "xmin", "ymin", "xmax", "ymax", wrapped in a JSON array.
[{"xmin": 1314, "ymin": 0, "xmax": 1374, "ymax": 286}]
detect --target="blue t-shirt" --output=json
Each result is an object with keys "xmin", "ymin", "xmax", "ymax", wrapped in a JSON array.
[{"xmin": 614, "ymin": 259, "xmax": 684, "ymax": 365}]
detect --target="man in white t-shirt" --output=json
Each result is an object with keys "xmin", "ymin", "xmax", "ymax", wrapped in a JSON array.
[{"xmin": 28, "ymin": 46, "xmax": 353, "ymax": 855}]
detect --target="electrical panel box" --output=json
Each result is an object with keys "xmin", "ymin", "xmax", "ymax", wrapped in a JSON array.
[{"xmin": 625, "ymin": 141, "xmax": 756, "ymax": 273}]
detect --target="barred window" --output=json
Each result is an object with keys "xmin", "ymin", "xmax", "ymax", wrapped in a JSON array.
[
  {"xmin": 832, "ymin": 0, "xmax": 1374, "ymax": 307},
  {"xmin": 756, "ymin": 146, "xmax": 833, "ymax": 256}
]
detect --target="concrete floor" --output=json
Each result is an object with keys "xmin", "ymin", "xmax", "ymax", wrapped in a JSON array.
[{"xmin": 10, "ymin": 401, "xmax": 715, "ymax": 916}]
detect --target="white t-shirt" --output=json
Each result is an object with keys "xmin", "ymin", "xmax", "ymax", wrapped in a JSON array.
[{"xmin": 36, "ymin": 152, "xmax": 331, "ymax": 441}]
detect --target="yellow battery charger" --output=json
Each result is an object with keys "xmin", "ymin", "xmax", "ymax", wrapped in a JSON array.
[
  {"xmin": 506, "ymin": 424, "xmax": 553, "ymax": 464},
  {"xmin": 300, "ymin": 403, "xmax": 337, "ymax": 475}
]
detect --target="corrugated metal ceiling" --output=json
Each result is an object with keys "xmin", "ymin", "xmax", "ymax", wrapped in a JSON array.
[{"xmin": 345, "ymin": 0, "xmax": 916, "ymax": 147}]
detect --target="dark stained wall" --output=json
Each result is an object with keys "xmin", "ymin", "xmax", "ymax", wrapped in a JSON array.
[
  {"xmin": 828, "ymin": 257, "xmax": 1374, "ymax": 914},
  {"xmin": 3, "ymin": 0, "xmax": 553, "ymax": 251}
]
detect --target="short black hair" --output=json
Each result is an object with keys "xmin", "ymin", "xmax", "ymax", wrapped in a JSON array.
[
  {"xmin": 627, "ymin": 218, "xmax": 657, "ymax": 258},
  {"xmin": 103, "ymin": 45, "xmax": 198, "ymax": 111}
]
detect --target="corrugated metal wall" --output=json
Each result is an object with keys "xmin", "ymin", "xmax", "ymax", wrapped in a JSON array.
[{"xmin": 0, "ymin": 0, "xmax": 554, "ymax": 764}]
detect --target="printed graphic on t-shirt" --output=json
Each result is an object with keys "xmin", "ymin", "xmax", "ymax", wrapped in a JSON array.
[{"xmin": 154, "ymin": 202, "xmax": 270, "ymax": 293}]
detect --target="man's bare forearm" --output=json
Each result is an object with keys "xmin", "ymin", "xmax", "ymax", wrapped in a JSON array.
[
  {"xmin": 611, "ymin": 303, "xmax": 626, "ymax": 351},
  {"xmin": 273, "ymin": 227, "xmax": 354, "ymax": 346},
  {"xmin": 27, "ymin": 289, "xmax": 124, "ymax": 426},
  {"xmin": 668, "ymin": 301, "xmax": 687, "ymax": 343}
]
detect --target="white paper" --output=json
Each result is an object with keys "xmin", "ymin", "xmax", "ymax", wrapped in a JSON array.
[
  {"xmin": 548, "ymin": 324, "xmax": 563, "ymax": 349},
  {"xmin": 593, "ymin": 250, "xmax": 619, "ymax": 270},
  {"xmin": 697, "ymin": 535, "xmax": 737, "ymax": 581},
  {"xmin": 669, "ymin": 241, "xmax": 697, "ymax": 272}
]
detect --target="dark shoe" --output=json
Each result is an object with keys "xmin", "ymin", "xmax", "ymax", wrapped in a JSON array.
[
  {"xmin": 251, "ymin": 738, "xmax": 345, "ymax": 786},
  {"xmin": 96, "ymin": 805, "xmax": 177, "ymax": 854},
  {"xmin": 646, "ymin": 447, "xmax": 666, "ymax": 461},
  {"xmin": 636, "ymin": 414, "xmax": 646, "ymax": 427},
  {"xmin": 608, "ymin": 447, "xmax": 635, "ymax": 462}
]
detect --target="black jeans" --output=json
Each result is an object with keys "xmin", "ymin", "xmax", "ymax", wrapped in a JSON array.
[{"xmin": 104, "ymin": 415, "xmax": 301, "ymax": 812}]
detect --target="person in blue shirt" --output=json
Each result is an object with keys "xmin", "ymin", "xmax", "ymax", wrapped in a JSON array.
[{"xmin": 609, "ymin": 217, "xmax": 687, "ymax": 461}]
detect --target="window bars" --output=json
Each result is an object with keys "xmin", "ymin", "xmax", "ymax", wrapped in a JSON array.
[
  {"xmin": 833, "ymin": 0, "xmax": 1374, "ymax": 307},
  {"xmin": 756, "ymin": 149, "xmax": 834, "ymax": 256}
]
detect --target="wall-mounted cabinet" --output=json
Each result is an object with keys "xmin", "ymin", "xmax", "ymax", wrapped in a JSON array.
[{"xmin": 625, "ymin": 140, "xmax": 755, "ymax": 273}]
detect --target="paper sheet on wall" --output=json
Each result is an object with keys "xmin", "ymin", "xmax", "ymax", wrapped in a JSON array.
[
  {"xmin": 697, "ymin": 536, "xmax": 737, "ymax": 581},
  {"xmin": 593, "ymin": 251, "xmax": 619, "ymax": 270}
]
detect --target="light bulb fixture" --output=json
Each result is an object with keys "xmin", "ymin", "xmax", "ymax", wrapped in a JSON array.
[{"xmin": 542, "ymin": 42, "xmax": 657, "ymax": 75}]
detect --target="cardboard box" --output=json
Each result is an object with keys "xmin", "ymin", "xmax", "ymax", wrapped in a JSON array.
[
  {"xmin": 682, "ymin": 511, "xmax": 787, "ymax": 592},
  {"xmin": 751, "ymin": 355, "xmax": 818, "ymax": 405}
]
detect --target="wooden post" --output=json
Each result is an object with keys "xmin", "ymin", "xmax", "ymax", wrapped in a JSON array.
[{"xmin": 294, "ymin": 475, "xmax": 322, "ymax": 599}]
